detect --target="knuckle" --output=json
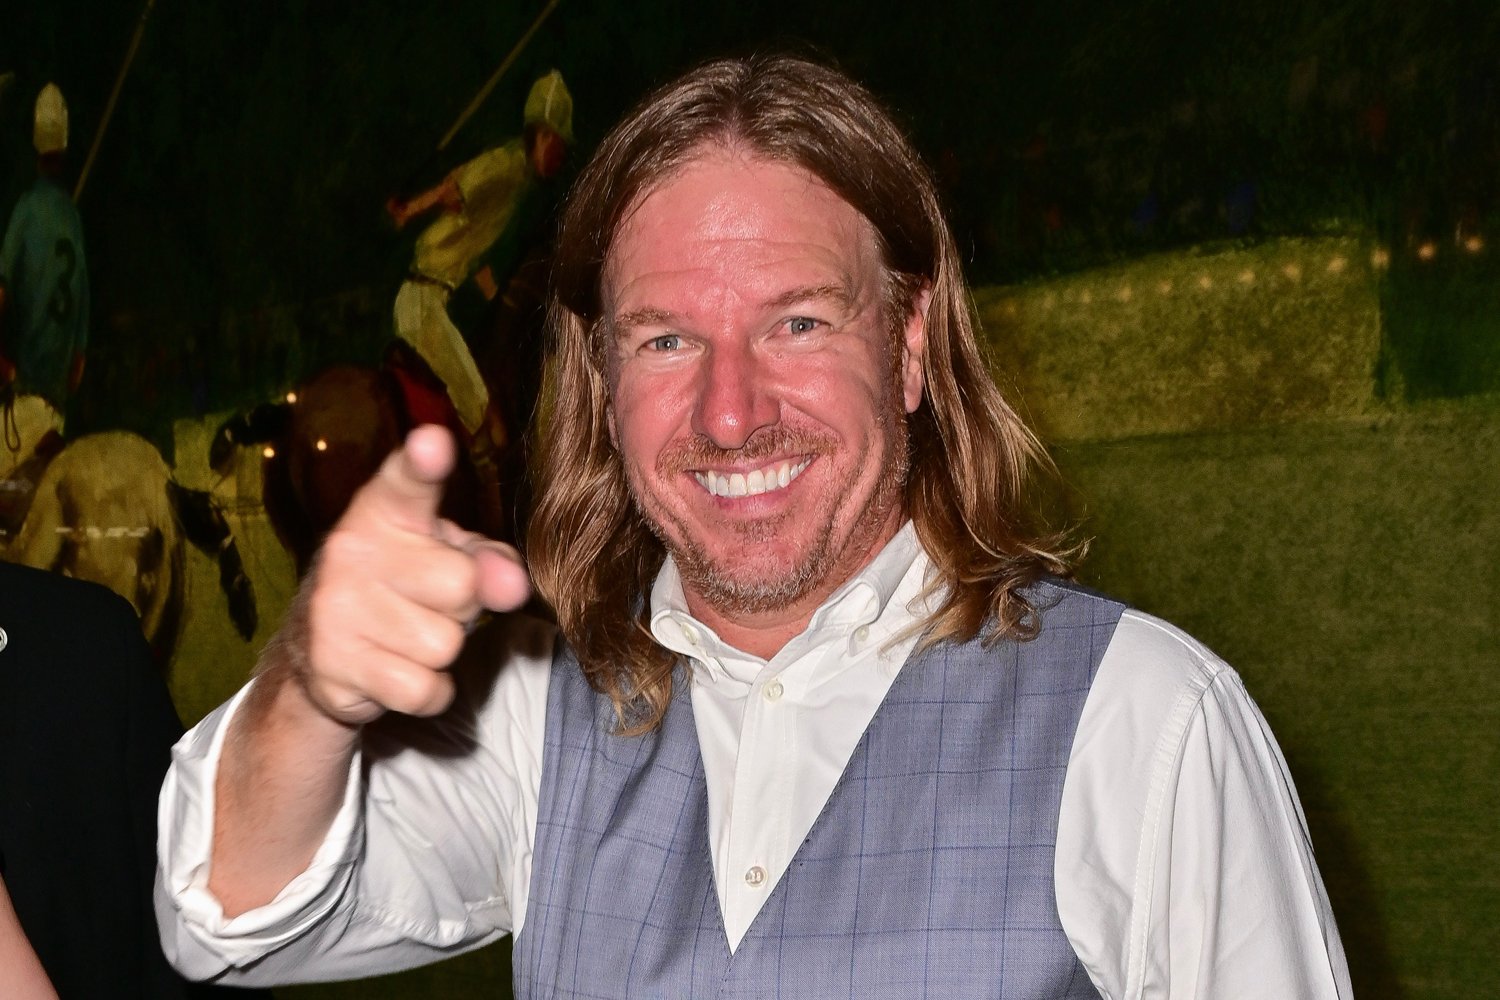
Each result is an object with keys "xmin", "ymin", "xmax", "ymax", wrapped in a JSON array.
[
  {"xmin": 379, "ymin": 663, "xmax": 453, "ymax": 717},
  {"xmin": 415, "ymin": 676, "xmax": 457, "ymax": 716},
  {"xmin": 318, "ymin": 528, "xmax": 373, "ymax": 570},
  {"xmin": 308, "ymin": 585, "xmax": 366, "ymax": 651},
  {"xmin": 305, "ymin": 633, "xmax": 359, "ymax": 695},
  {"xmin": 429, "ymin": 552, "xmax": 480, "ymax": 609},
  {"xmin": 422, "ymin": 618, "xmax": 466, "ymax": 666}
]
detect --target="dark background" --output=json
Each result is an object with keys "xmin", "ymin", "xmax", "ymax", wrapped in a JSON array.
[{"xmin": 3, "ymin": 0, "xmax": 1497, "ymax": 449}]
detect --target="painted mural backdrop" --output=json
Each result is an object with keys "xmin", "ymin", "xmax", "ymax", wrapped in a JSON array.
[{"xmin": 1, "ymin": 3, "xmax": 1494, "ymax": 998}]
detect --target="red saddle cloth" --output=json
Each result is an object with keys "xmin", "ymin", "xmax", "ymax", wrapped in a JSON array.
[{"xmin": 382, "ymin": 340, "xmax": 470, "ymax": 445}]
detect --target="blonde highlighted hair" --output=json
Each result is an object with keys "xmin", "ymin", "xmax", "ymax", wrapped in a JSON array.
[{"xmin": 527, "ymin": 54, "xmax": 1079, "ymax": 732}]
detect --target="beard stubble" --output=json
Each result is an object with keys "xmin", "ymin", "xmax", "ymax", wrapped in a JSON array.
[{"xmin": 632, "ymin": 409, "xmax": 911, "ymax": 619}]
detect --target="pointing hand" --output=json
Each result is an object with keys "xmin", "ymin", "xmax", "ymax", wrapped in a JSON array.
[{"xmin": 297, "ymin": 425, "xmax": 531, "ymax": 726}]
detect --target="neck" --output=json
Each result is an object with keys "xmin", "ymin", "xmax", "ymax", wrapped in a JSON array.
[
  {"xmin": 683, "ymin": 597, "xmax": 815, "ymax": 661},
  {"xmin": 37, "ymin": 154, "xmax": 65, "ymax": 181}
]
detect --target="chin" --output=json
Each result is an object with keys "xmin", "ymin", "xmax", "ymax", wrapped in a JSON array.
[{"xmin": 672, "ymin": 533, "xmax": 829, "ymax": 615}]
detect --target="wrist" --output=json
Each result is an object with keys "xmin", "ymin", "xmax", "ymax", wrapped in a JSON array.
[{"xmin": 255, "ymin": 573, "xmax": 370, "ymax": 734}]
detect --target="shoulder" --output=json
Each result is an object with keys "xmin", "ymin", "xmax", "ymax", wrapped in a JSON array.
[
  {"xmin": 1016, "ymin": 578, "xmax": 1229, "ymax": 707},
  {"xmin": 1064, "ymin": 608, "xmax": 1248, "ymax": 785},
  {"xmin": 1094, "ymin": 608, "xmax": 1231, "ymax": 705},
  {"xmin": 0, "ymin": 560, "xmax": 139, "ymax": 634},
  {"xmin": 1025, "ymin": 576, "xmax": 1131, "ymax": 630},
  {"xmin": 1029, "ymin": 575, "xmax": 1126, "ymax": 607},
  {"xmin": 17, "ymin": 181, "xmax": 74, "ymax": 224},
  {"xmin": 0, "ymin": 565, "xmax": 171, "ymax": 774},
  {"xmin": 7, "ymin": 184, "xmax": 40, "ymax": 219},
  {"xmin": 456, "ymin": 141, "xmax": 528, "ymax": 187}
]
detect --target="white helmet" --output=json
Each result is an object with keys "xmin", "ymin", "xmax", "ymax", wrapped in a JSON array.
[
  {"xmin": 524, "ymin": 70, "xmax": 573, "ymax": 144},
  {"xmin": 34, "ymin": 82, "xmax": 67, "ymax": 155}
]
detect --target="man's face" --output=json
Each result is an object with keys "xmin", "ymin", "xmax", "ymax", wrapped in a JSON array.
[{"xmin": 603, "ymin": 149, "xmax": 927, "ymax": 622}]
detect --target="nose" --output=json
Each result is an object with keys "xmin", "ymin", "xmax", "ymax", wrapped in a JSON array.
[{"xmin": 691, "ymin": 342, "xmax": 778, "ymax": 449}]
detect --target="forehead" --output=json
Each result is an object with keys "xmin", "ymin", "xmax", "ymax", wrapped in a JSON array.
[{"xmin": 604, "ymin": 149, "xmax": 883, "ymax": 313}]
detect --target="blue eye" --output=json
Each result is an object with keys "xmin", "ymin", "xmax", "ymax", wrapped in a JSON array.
[
  {"xmin": 786, "ymin": 317, "xmax": 820, "ymax": 335},
  {"xmin": 647, "ymin": 334, "xmax": 681, "ymax": 352}
]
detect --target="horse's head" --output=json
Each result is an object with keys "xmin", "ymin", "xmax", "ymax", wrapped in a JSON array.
[{"xmin": 208, "ymin": 401, "xmax": 291, "ymax": 474}]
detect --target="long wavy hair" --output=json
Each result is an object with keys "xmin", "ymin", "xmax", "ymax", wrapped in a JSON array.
[{"xmin": 527, "ymin": 54, "xmax": 1080, "ymax": 733}]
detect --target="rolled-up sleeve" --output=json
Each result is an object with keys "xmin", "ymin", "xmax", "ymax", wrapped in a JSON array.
[{"xmin": 154, "ymin": 615, "xmax": 554, "ymax": 985}]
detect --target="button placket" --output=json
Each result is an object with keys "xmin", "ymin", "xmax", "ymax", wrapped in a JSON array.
[{"xmin": 724, "ymin": 659, "xmax": 795, "ymax": 933}]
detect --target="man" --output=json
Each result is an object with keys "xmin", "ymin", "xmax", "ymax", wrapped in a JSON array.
[
  {"xmin": 0, "ymin": 561, "xmax": 267, "ymax": 999},
  {"xmin": 386, "ymin": 69, "xmax": 572, "ymax": 447},
  {"xmin": 157, "ymin": 56, "xmax": 1351, "ymax": 997},
  {"xmin": 0, "ymin": 83, "xmax": 89, "ymax": 415}
]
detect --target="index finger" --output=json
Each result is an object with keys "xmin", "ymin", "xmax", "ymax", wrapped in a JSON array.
[{"xmin": 349, "ymin": 424, "xmax": 456, "ymax": 537}]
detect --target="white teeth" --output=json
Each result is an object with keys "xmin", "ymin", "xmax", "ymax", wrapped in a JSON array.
[{"xmin": 694, "ymin": 459, "xmax": 810, "ymax": 499}]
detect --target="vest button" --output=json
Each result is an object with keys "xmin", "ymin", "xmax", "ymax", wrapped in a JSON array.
[{"xmin": 744, "ymin": 865, "xmax": 766, "ymax": 888}]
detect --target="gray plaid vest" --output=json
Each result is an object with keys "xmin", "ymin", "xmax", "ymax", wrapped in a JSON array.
[{"xmin": 513, "ymin": 579, "xmax": 1122, "ymax": 999}]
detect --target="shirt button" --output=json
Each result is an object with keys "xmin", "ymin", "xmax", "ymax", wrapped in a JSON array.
[
  {"xmin": 744, "ymin": 865, "xmax": 766, "ymax": 888},
  {"xmin": 681, "ymin": 623, "xmax": 700, "ymax": 645},
  {"xmin": 763, "ymin": 679, "xmax": 784, "ymax": 702},
  {"xmin": 853, "ymin": 625, "xmax": 871, "ymax": 643}
]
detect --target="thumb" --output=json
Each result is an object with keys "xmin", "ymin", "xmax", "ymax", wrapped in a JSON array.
[{"xmin": 356, "ymin": 424, "xmax": 455, "ymax": 536}]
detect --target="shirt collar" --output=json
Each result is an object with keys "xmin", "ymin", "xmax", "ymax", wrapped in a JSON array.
[{"xmin": 648, "ymin": 521, "xmax": 930, "ymax": 671}]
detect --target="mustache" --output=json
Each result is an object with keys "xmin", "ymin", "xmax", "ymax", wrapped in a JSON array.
[{"xmin": 657, "ymin": 426, "xmax": 836, "ymax": 473}]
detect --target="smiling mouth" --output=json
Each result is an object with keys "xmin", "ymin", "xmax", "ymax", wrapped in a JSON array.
[{"xmin": 693, "ymin": 458, "xmax": 812, "ymax": 498}]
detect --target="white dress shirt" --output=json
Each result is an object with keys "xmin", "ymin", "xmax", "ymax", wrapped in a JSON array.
[{"xmin": 156, "ymin": 523, "xmax": 1352, "ymax": 997}]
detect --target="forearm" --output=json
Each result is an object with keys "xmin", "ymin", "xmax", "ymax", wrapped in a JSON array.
[
  {"xmin": 156, "ymin": 670, "xmax": 376, "ymax": 984},
  {"xmin": 390, "ymin": 176, "xmax": 463, "ymax": 227},
  {"xmin": 159, "ymin": 427, "xmax": 538, "ymax": 980},
  {"xmin": 209, "ymin": 626, "xmax": 361, "ymax": 917},
  {"xmin": 156, "ymin": 613, "xmax": 552, "ymax": 984},
  {"xmin": 0, "ymin": 876, "xmax": 58, "ymax": 1000}
]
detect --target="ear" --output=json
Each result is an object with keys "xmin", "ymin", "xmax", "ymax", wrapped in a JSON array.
[
  {"xmin": 901, "ymin": 283, "xmax": 932, "ymax": 414},
  {"xmin": 600, "ymin": 336, "xmax": 622, "ymax": 448}
]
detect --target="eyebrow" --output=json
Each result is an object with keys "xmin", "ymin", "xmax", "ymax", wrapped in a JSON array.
[
  {"xmin": 762, "ymin": 283, "xmax": 855, "ymax": 312},
  {"xmin": 611, "ymin": 306, "xmax": 678, "ymax": 332},
  {"xmin": 609, "ymin": 284, "xmax": 857, "ymax": 337}
]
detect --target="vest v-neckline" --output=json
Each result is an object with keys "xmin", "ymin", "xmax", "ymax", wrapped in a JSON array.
[{"xmin": 682, "ymin": 637, "xmax": 943, "ymax": 957}]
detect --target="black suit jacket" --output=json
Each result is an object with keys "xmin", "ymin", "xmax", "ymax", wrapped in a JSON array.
[{"xmin": 0, "ymin": 561, "xmax": 265, "ymax": 998}]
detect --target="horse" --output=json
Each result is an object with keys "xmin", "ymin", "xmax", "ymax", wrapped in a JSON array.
[
  {"xmin": 1, "ymin": 391, "xmax": 256, "ymax": 665},
  {"xmin": 211, "ymin": 359, "xmax": 491, "ymax": 576},
  {"xmin": 209, "ymin": 246, "xmax": 551, "ymax": 575}
]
